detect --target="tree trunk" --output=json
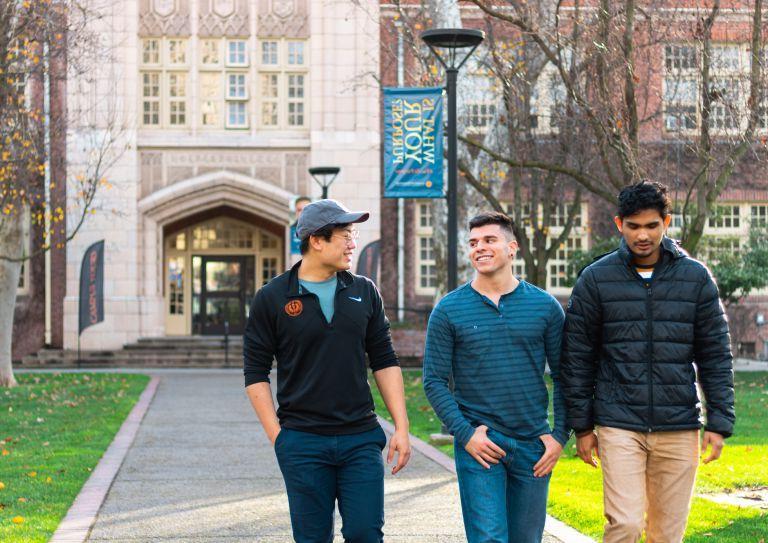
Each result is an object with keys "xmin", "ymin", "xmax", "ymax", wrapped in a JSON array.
[{"xmin": 0, "ymin": 214, "xmax": 24, "ymax": 387}]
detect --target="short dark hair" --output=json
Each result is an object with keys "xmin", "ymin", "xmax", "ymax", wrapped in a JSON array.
[
  {"xmin": 295, "ymin": 195, "xmax": 312, "ymax": 205},
  {"xmin": 617, "ymin": 181, "xmax": 671, "ymax": 219},
  {"xmin": 468, "ymin": 212, "xmax": 515, "ymax": 239},
  {"xmin": 299, "ymin": 223, "xmax": 349, "ymax": 255}
]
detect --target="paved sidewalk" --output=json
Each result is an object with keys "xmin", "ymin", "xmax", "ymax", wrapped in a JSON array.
[{"xmin": 84, "ymin": 370, "xmax": 565, "ymax": 542}]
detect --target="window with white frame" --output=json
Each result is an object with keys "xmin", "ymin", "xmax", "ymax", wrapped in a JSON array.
[
  {"xmin": 260, "ymin": 73, "xmax": 279, "ymax": 126},
  {"xmin": 287, "ymin": 74, "xmax": 305, "ymax": 126},
  {"xmin": 142, "ymin": 38, "xmax": 160, "ymax": 65},
  {"xmin": 467, "ymin": 103, "xmax": 497, "ymax": 134},
  {"xmin": 287, "ymin": 41, "xmax": 304, "ymax": 65},
  {"xmin": 664, "ymin": 45, "xmax": 698, "ymax": 132},
  {"xmin": 415, "ymin": 201, "xmax": 437, "ymax": 294},
  {"xmin": 201, "ymin": 39, "xmax": 220, "ymax": 66},
  {"xmin": 549, "ymin": 236, "xmax": 583, "ymax": 289},
  {"xmin": 549, "ymin": 203, "xmax": 582, "ymax": 228},
  {"xmin": 168, "ymin": 39, "xmax": 186, "ymax": 65},
  {"xmin": 663, "ymin": 43, "xmax": 754, "ymax": 134},
  {"xmin": 168, "ymin": 73, "xmax": 187, "ymax": 126},
  {"xmin": 708, "ymin": 204, "xmax": 740, "ymax": 229},
  {"xmin": 227, "ymin": 40, "xmax": 247, "ymax": 66},
  {"xmin": 261, "ymin": 41, "xmax": 278, "ymax": 65},
  {"xmin": 200, "ymin": 72, "xmax": 221, "ymax": 126},
  {"xmin": 663, "ymin": 77, "xmax": 697, "ymax": 131},
  {"xmin": 531, "ymin": 69, "xmax": 568, "ymax": 133},
  {"xmin": 197, "ymin": 38, "xmax": 249, "ymax": 129},
  {"xmin": 665, "ymin": 44, "xmax": 697, "ymax": 71},
  {"xmin": 140, "ymin": 38, "xmax": 189, "ymax": 127},
  {"xmin": 142, "ymin": 72, "xmax": 161, "ymax": 125},
  {"xmin": 709, "ymin": 44, "xmax": 747, "ymax": 131},
  {"xmin": 751, "ymin": 204, "xmax": 768, "ymax": 227},
  {"xmin": 258, "ymin": 39, "xmax": 308, "ymax": 128}
]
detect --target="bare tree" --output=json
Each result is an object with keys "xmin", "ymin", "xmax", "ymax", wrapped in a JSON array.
[
  {"xmin": 386, "ymin": 0, "xmax": 588, "ymax": 290},
  {"xmin": 0, "ymin": 1, "xmax": 126, "ymax": 387},
  {"xmin": 467, "ymin": 0, "xmax": 766, "ymax": 255}
]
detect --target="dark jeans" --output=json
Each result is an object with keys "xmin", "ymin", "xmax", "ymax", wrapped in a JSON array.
[
  {"xmin": 454, "ymin": 428, "xmax": 551, "ymax": 543},
  {"xmin": 274, "ymin": 425, "xmax": 387, "ymax": 543}
]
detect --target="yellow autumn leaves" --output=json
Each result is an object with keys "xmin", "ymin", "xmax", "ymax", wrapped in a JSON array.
[{"xmin": 0, "ymin": 480, "xmax": 23, "ymax": 524}]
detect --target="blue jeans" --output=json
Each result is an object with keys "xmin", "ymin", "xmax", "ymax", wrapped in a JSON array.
[
  {"xmin": 454, "ymin": 428, "xmax": 550, "ymax": 543},
  {"xmin": 274, "ymin": 426, "xmax": 387, "ymax": 543}
]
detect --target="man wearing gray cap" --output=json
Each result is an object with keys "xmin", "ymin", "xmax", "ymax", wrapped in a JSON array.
[{"xmin": 244, "ymin": 199, "xmax": 411, "ymax": 543}]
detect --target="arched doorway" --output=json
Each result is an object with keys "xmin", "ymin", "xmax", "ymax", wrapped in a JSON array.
[
  {"xmin": 137, "ymin": 170, "xmax": 295, "ymax": 339},
  {"xmin": 164, "ymin": 213, "xmax": 283, "ymax": 336}
]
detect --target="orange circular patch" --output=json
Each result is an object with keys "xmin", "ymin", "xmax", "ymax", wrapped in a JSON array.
[{"xmin": 285, "ymin": 299, "xmax": 303, "ymax": 317}]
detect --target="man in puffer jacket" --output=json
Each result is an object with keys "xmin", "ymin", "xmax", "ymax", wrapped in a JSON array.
[{"xmin": 562, "ymin": 181, "xmax": 734, "ymax": 543}]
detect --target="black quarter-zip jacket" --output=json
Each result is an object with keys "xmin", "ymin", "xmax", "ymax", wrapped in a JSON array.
[
  {"xmin": 243, "ymin": 261, "xmax": 399, "ymax": 435},
  {"xmin": 562, "ymin": 237, "xmax": 735, "ymax": 437}
]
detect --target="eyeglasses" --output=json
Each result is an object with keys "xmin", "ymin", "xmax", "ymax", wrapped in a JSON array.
[{"xmin": 332, "ymin": 229, "xmax": 360, "ymax": 243}]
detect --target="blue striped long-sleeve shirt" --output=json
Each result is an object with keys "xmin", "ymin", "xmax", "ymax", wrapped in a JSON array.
[{"xmin": 423, "ymin": 281, "xmax": 569, "ymax": 447}]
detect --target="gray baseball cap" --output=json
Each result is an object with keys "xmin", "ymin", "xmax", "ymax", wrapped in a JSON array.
[{"xmin": 295, "ymin": 199, "xmax": 369, "ymax": 240}]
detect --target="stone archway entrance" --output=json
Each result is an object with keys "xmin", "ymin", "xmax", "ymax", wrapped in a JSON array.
[
  {"xmin": 137, "ymin": 170, "xmax": 296, "ymax": 339},
  {"xmin": 164, "ymin": 210, "xmax": 283, "ymax": 336}
]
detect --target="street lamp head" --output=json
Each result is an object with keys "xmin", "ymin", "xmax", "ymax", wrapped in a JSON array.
[
  {"xmin": 308, "ymin": 166, "xmax": 341, "ymax": 199},
  {"xmin": 308, "ymin": 166, "xmax": 341, "ymax": 178},
  {"xmin": 420, "ymin": 28, "xmax": 485, "ymax": 70}
]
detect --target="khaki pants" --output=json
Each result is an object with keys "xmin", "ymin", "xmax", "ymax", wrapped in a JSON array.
[{"xmin": 598, "ymin": 426, "xmax": 699, "ymax": 543}]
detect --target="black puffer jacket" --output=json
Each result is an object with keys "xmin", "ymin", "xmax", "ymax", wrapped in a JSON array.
[{"xmin": 562, "ymin": 237, "xmax": 735, "ymax": 437}]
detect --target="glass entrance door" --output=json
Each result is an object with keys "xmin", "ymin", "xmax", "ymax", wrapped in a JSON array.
[{"xmin": 195, "ymin": 256, "xmax": 254, "ymax": 335}]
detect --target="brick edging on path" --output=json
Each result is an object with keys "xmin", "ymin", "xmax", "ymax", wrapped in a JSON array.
[
  {"xmin": 49, "ymin": 376, "xmax": 160, "ymax": 543},
  {"xmin": 377, "ymin": 416, "xmax": 596, "ymax": 543}
]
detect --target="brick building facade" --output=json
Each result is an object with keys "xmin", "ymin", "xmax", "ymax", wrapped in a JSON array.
[{"xmin": 378, "ymin": 1, "xmax": 768, "ymax": 359}]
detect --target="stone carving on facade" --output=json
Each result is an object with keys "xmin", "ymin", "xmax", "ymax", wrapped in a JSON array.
[
  {"xmin": 198, "ymin": 0, "xmax": 249, "ymax": 38},
  {"xmin": 258, "ymin": 0, "xmax": 308, "ymax": 38},
  {"xmin": 139, "ymin": 0, "xmax": 191, "ymax": 36},
  {"xmin": 140, "ymin": 150, "xmax": 308, "ymax": 197}
]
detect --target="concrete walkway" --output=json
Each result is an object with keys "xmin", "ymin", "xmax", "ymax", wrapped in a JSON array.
[{"xmin": 83, "ymin": 370, "xmax": 566, "ymax": 542}]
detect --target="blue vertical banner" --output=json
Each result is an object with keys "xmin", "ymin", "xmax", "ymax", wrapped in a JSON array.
[
  {"xmin": 289, "ymin": 223, "xmax": 301, "ymax": 255},
  {"xmin": 383, "ymin": 87, "xmax": 444, "ymax": 198}
]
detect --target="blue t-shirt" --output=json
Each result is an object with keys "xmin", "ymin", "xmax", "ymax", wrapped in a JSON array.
[
  {"xmin": 299, "ymin": 276, "xmax": 338, "ymax": 323},
  {"xmin": 423, "ymin": 280, "xmax": 569, "ymax": 447}
]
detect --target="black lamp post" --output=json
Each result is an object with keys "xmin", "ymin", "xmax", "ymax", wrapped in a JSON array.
[
  {"xmin": 421, "ymin": 29, "xmax": 484, "ymax": 292},
  {"xmin": 308, "ymin": 166, "xmax": 341, "ymax": 200}
]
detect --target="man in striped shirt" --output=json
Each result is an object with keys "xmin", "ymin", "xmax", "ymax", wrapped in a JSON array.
[{"xmin": 423, "ymin": 211, "xmax": 568, "ymax": 543}]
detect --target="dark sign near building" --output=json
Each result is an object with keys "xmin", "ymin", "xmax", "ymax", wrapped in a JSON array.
[{"xmin": 78, "ymin": 240, "xmax": 104, "ymax": 335}]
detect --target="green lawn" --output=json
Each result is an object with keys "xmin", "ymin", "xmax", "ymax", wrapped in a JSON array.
[
  {"xmin": 372, "ymin": 370, "xmax": 768, "ymax": 542},
  {"xmin": 0, "ymin": 373, "xmax": 150, "ymax": 543}
]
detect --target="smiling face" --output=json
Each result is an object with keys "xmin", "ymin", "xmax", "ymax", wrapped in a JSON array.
[
  {"xmin": 614, "ymin": 208, "xmax": 672, "ymax": 264},
  {"xmin": 468, "ymin": 223, "xmax": 518, "ymax": 276},
  {"xmin": 310, "ymin": 224, "xmax": 357, "ymax": 272}
]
